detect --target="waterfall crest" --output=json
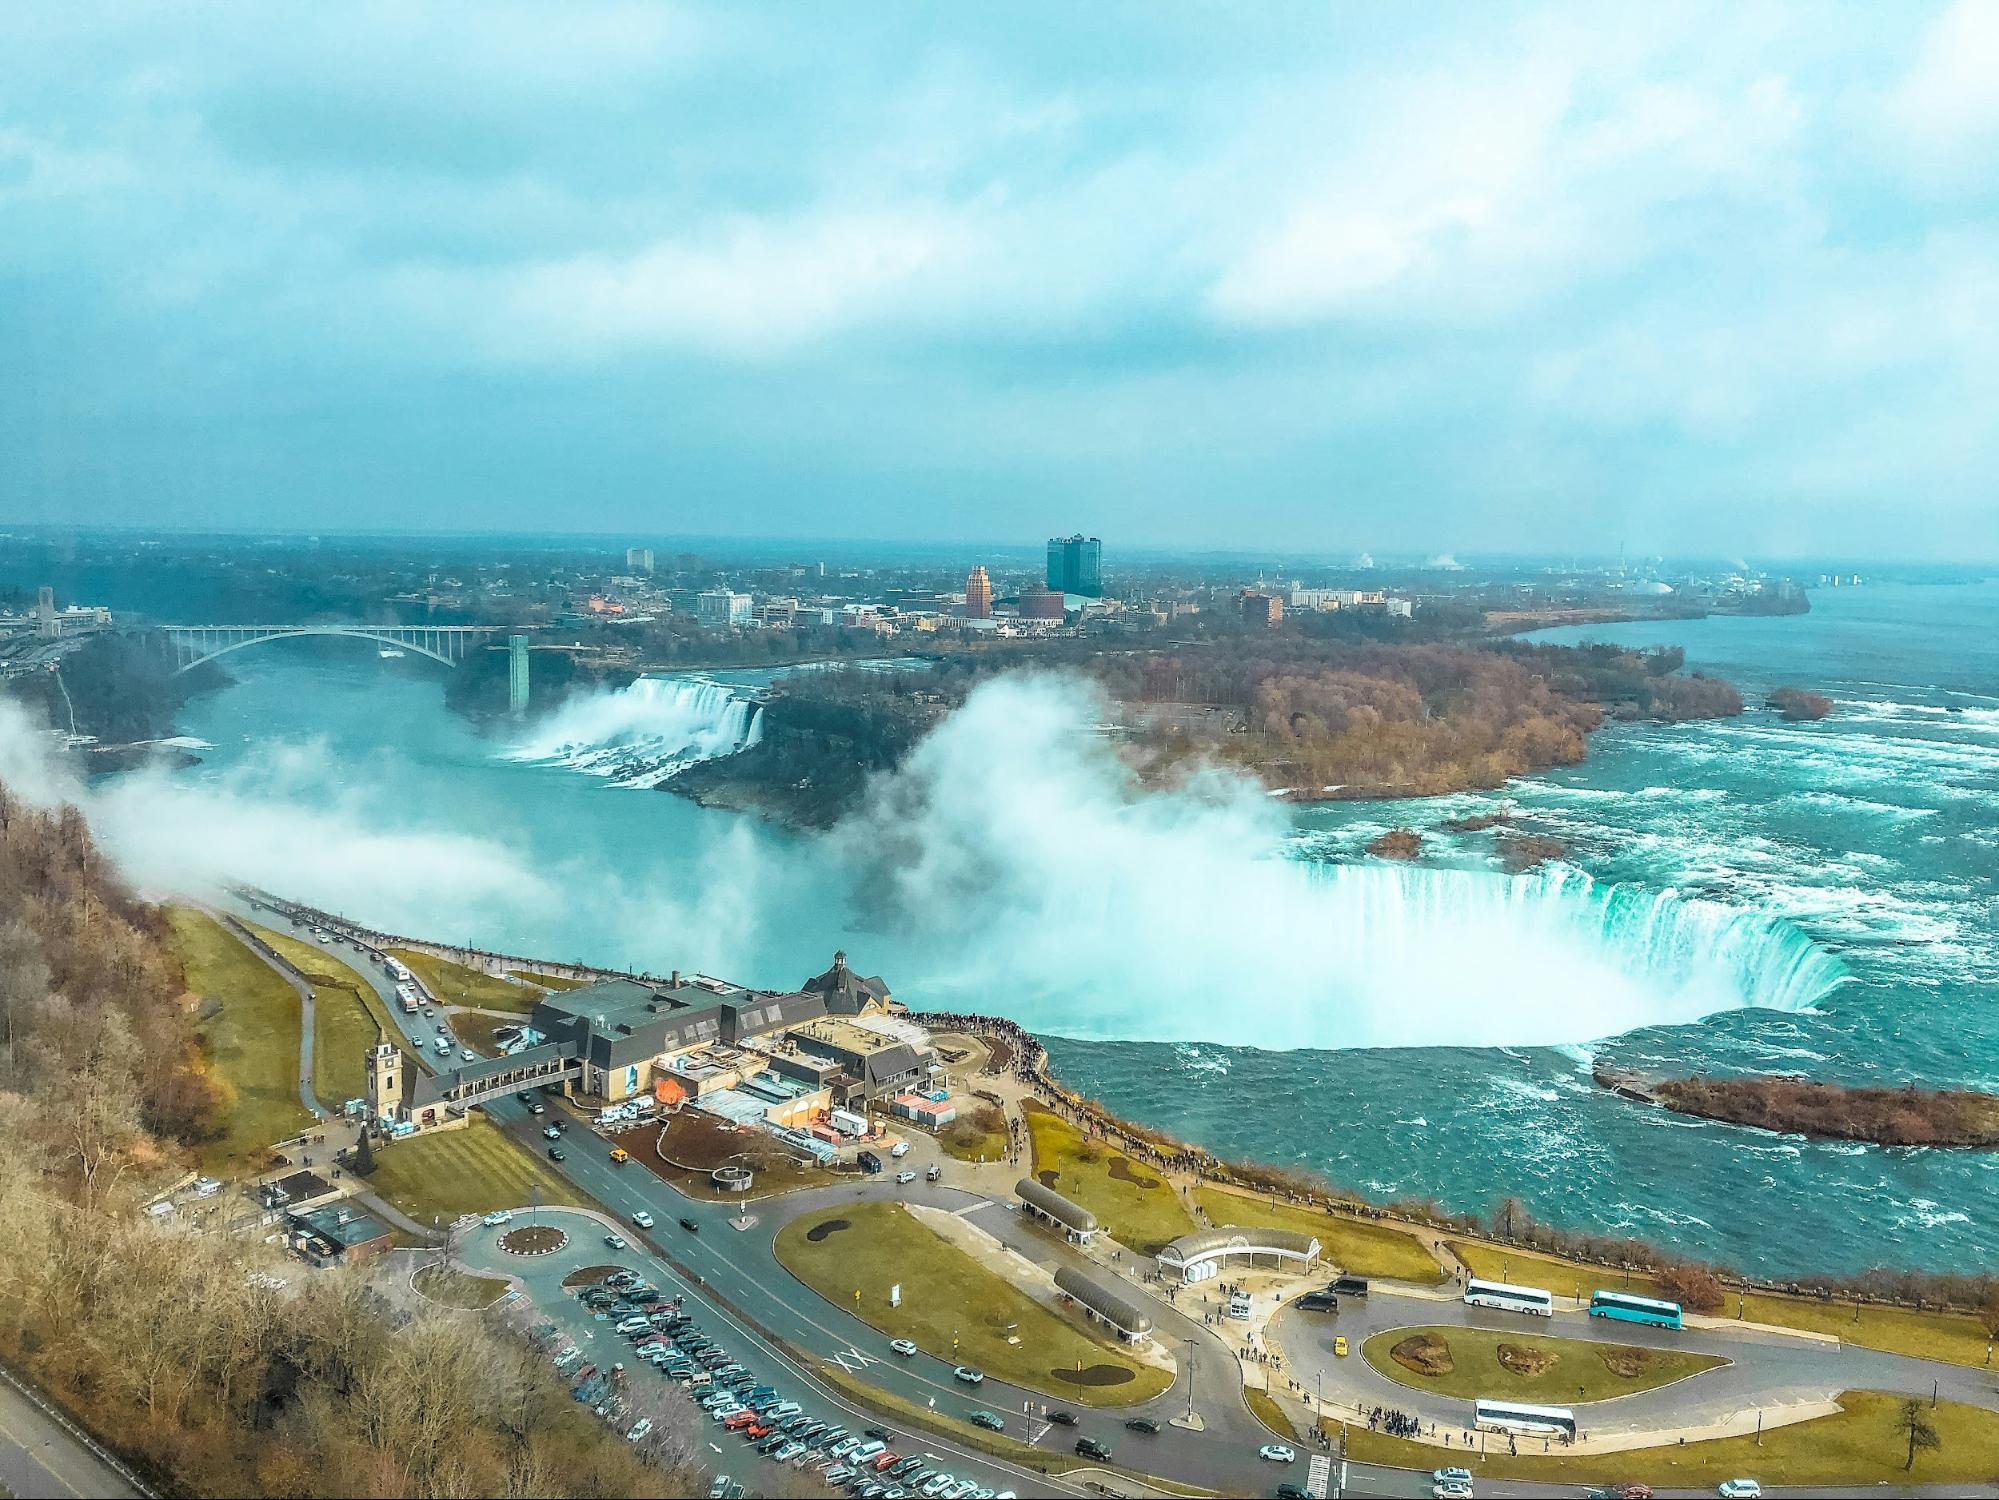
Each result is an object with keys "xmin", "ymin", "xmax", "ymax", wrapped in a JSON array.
[{"xmin": 505, "ymin": 675, "xmax": 763, "ymax": 787}]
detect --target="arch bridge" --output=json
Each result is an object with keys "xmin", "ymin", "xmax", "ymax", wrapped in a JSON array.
[{"xmin": 159, "ymin": 623, "xmax": 510, "ymax": 673}]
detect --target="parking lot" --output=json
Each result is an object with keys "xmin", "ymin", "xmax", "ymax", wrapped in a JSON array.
[{"xmin": 457, "ymin": 1208, "xmax": 1056, "ymax": 1500}]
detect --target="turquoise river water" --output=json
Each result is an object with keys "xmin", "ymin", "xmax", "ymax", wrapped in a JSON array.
[{"xmin": 96, "ymin": 581, "xmax": 1999, "ymax": 1277}]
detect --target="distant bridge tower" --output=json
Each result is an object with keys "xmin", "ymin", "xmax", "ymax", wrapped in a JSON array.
[{"xmin": 508, "ymin": 634, "xmax": 530, "ymax": 718}]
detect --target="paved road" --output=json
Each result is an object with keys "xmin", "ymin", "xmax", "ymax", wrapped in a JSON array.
[
  {"xmin": 1276, "ymin": 1288, "xmax": 1999, "ymax": 1446},
  {"xmin": 248, "ymin": 905, "xmax": 1999, "ymax": 1499},
  {"xmin": 0, "ymin": 1367, "xmax": 145, "ymax": 1500}
]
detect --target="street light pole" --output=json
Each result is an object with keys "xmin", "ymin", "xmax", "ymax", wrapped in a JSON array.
[{"xmin": 1185, "ymin": 1336, "xmax": 1196, "ymax": 1425}]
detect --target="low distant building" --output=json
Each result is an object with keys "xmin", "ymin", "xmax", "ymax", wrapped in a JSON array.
[
  {"xmin": 1017, "ymin": 586, "xmax": 1065, "ymax": 621},
  {"xmin": 697, "ymin": 589, "xmax": 753, "ymax": 629}
]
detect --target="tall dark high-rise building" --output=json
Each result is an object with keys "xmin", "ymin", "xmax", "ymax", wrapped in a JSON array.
[{"xmin": 1046, "ymin": 534, "xmax": 1101, "ymax": 596}]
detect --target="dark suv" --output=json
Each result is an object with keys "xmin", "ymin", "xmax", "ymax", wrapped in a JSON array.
[{"xmin": 1074, "ymin": 1437, "xmax": 1112, "ymax": 1462}]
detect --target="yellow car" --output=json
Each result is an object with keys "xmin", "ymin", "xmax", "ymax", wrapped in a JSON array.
[{"xmin": 1333, "ymin": 1336, "xmax": 1349, "ymax": 1357}]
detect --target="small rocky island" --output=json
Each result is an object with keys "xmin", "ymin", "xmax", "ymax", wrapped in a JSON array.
[{"xmin": 1599, "ymin": 1068, "xmax": 1999, "ymax": 1148}]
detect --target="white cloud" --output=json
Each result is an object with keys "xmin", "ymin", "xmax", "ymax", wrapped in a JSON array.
[{"xmin": 1890, "ymin": 0, "xmax": 1999, "ymax": 172}]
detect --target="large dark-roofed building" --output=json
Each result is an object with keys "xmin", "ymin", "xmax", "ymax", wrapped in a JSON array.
[{"xmin": 801, "ymin": 951, "xmax": 892, "ymax": 1016}]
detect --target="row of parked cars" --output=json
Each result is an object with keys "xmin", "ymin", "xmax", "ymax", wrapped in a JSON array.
[{"xmin": 600, "ymin": 1288, "xmax": 1017, "ymax": 1500}]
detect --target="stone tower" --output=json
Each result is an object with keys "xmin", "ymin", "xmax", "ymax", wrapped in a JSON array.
[{"xmin": 365, "ymin": 1029, "xmax": 404, "ymax": 1122}]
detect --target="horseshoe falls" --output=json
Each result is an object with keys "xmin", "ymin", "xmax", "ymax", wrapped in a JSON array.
[{"xmin": 506, "ymin": 674, "xmax": 764, "ymax": 787}]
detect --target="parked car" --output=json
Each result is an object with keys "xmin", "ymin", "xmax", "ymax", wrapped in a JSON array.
[
  {"xmin": 603, "ymin": 1232, "xmax": 627, "ymax": 1249},
  {"xmin": 1331, "ymin": 1275, "xmax": 1369, "ymax": 1297},
  {"xmin": 1717, "ymin": 1484, "xmax": 1762, "ymax": 1500},
  {"xmin": 925, "ymin": 1165, "xmax": 941, "ymax": 1181},
  {"xmin": 625, "ymin": 1418, "xmax": 652, "ymax": 1443},
  {"xmin": 1433, "ymin": 1471, "xmax": 1473, "ymax": 1487},
  {"xmin": 895, "ymin": 1170, "xmax": 916, "ymax": 1184}
]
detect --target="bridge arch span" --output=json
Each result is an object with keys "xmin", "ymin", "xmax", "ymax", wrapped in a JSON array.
[{"xmin": 161, "ymin": 624, "xmax": 505, "ymax": 674}]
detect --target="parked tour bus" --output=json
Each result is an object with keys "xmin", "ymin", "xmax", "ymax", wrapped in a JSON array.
[
  {"xmin": 1462, "ymin": 1277, "xmax": 1555, "ymax": 1316},
  {"xmin": 1588, "ymin": 1289, "xmax": 1684, "ymax": 1329},
  {"xmin": 1473, "ymin": 1399, "xmax": 1576, "ymax": 1438}
]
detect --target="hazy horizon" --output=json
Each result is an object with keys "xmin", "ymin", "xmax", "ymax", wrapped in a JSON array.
[{"xmin": 9, "ymin": 3, "xmax": 1999, "ymax": 557}]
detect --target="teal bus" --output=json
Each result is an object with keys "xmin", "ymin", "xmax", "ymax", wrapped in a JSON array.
[{"xmin": 1588, "ymin": 1290, "xmax": 1683, "ymax": 1329}]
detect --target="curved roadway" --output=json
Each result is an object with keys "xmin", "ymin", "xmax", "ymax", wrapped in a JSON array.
[{"xmin": 251, "ymin": 903, "xmax": 1999, "ymax": 1499}]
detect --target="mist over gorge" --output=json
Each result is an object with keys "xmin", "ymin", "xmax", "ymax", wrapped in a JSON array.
[{"xmin": 25, "ymin": 662, "xmax": 1843, "ymax": 1055}]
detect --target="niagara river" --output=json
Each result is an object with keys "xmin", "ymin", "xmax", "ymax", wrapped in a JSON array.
[{"xmin": 95, "ymin": 580, "xmax": 1999, "ymax": 1276}]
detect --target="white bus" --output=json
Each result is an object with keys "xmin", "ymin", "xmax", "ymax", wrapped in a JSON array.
[
  {"xmin": 1473, "ymin": 1399, "xmax": 1576, "ymax": 1439},
  {"xmin": 1463, "ymin": 1277, "xmax": 1554, "ymax": 1316}
]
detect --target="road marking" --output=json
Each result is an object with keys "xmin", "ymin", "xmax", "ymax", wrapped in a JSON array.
[
  {"xmin": 825, "ymin": 1346, "xmax": 881, "ymax": 1374},
  {"xmin": 1306, "ymin": 1453, "xmax": 1330, "ymax": 1498}
]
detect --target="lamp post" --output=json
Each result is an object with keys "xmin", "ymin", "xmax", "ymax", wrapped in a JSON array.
[{"xmin": 1185, "ymin": 1336, "xmax": 1197, "ymax": 1426}]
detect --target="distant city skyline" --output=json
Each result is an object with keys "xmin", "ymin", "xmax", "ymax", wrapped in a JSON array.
[{"xmin": 7, "ymin": 3, "xmax": 1999, "ymax": 559}]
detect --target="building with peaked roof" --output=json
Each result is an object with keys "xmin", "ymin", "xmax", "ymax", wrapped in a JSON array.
[
  {"xmin": 1016, "ymin": 1178, "xmax": 1100, "ymax": 1243},
  {"xmin": 964, "ymin": 565, "xmax": 993, "ymax": 620},
  {"xmin": 1054, "ymin": 1264, "xmax": 1153, "ymax": 1343},
  {"xmin": 801, "ymin": 951, "xmax": 893, "ymax": 1016}
]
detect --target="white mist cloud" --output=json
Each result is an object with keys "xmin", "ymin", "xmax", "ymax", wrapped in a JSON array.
[
  {"xmin": 838, "ymin": 674, "xmax": 1842, "ymax": 1049},
  {"xmin": 0, "ymin": 703, "xmax": 775, "ymax": 982}
]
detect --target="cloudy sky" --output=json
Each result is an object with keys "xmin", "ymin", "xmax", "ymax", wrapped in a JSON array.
[{"xmin": 5, "ymin": 2, "xmax": 1997, "ymax": 557}]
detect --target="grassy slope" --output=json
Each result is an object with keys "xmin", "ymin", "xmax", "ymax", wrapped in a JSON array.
[
  {"xmin": 1341, "ymin": 1390, "xmax": 1999, "ymax": 1488},
  {"xmin": 775, "ymin": 1201, "xmax": 1172, "ymax": 1406},
  {"xmin": 367, "ymin": 1115, "xmax": 588, "ymax": 1225},
  {"xmin": 1193, "ymin": 1184, "xmax": 1446, "ymax": 1285},
  {"xmin": 244, "ymin": 921, "xmax": 419, "ymax": 1103},
  {"xmin": 170, "ymin": 908, "xmax": 313, "ymax": 1172},
  {"xmin": 1022, "ymin": 1103, "xmax": 1195, "ymax": 1256},
  {"xmin": 389, "ymin": 947, "xmax": 542, "ymax": 1014},
  {"xmin": 412, "ymin": 1265, "xmax": 511, "ymax": 1309},
  {"xmin": 1446, "ymin": 1239, "xmax": 1996, "ymax": 1368},
  {"xmin": 1360, "ymin": 1324, "xmax": 1726, "ymax": 1403}
]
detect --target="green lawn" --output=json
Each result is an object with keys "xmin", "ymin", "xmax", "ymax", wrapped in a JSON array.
[
  {"xmin": 1022, "ymin": 1101, "xmax": 1195, "ymax": 1255},
  {"xmin": 1361, "ymin": 1323, "xmax": 1726, "ymax": 1403},
  {"xmin": 1341, "ymin": 1390, "xmax": 1999, "ymax": 1489},
  {"xmin": 367, "ymin": 1116, "xmax": 589, "ymax": 1227},
  {"xmin": 1446, "ymin": 1239, "xmax": 1996, "ymax": 1368},
  {"xmin": 1194, "ymin": 1184, "xmax": 1447, "ymax": 1285},
  {"xmin": 168, "ymin": 908, "xmax": 312, "ymax": 1173},
  {"xmin": 242, "ymin": 921, "xmax": 421, "ymax": 1104},
  {"xmin": 776, "ymin": 1201, "xmax": 1173, "ymax": 1406},
  {"xmin": 388, "ymin": 947, "xmax": 542, "ymax": 1014},
  {"xmin": 1245, "ymin": 1387, "xmax": 1296, "ymax": 1440}
]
